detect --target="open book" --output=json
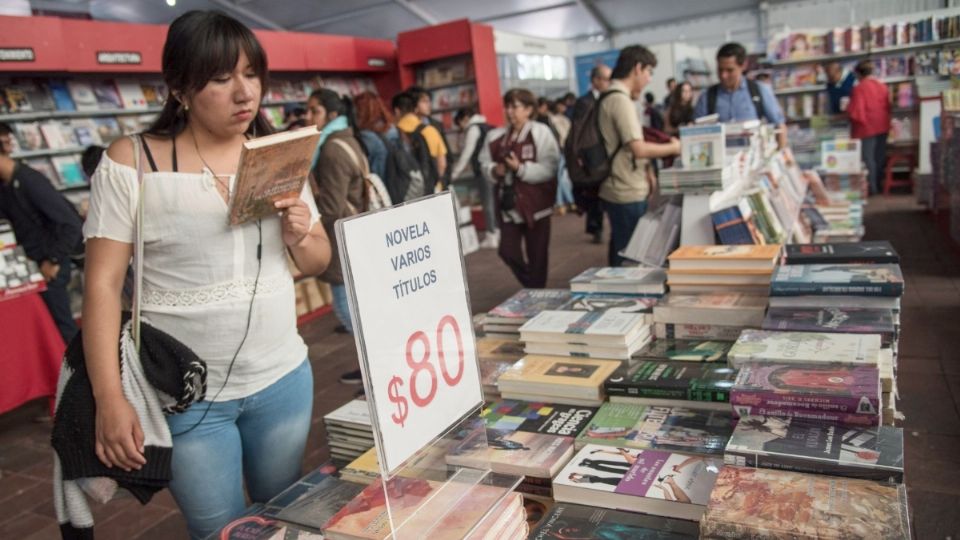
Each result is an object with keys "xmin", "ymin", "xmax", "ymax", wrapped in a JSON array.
[{"xmin": 229, "ymin": 126, "xmax": 321, "ymax": 225}]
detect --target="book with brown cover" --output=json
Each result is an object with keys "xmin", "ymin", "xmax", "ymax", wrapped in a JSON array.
[{"xmin": 229, "ymin": 126, "xmax": 320, "ymax": 225}]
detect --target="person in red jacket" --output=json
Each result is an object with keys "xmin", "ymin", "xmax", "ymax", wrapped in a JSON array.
[{"xmin": 847, "ymin": 60, "xmax": 891, "ymax": 195}]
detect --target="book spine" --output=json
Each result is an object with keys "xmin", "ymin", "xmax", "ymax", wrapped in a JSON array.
[
  {"xmin": 784, "ymin": 255, "xmax": 900, "ymax": 265},
  {"xmin": 605, "ymin": 381, "xmax": 727, "ymax": 402},
  {"xmin": 655, "ymin": 323, "xmax": 743, "ymax": 341},
  {"xmin": 771, "ymin": 282, "xmax": 902, "ymax": 297},
  {"xmin": 731, "ymin": 404, "xmax": 880, "ymax": 427},
  {"xmin": 731, "ymin": 389, "xmax": 879, "ymax": 414},
  {"xmin": 723, "ymin": 449, "xmax": 904, "ymax": 483}
]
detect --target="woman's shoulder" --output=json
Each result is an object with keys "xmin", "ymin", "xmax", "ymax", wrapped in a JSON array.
[{"xmin": 105, "ymin": 134, "xmax": 174, "ymax": 169}]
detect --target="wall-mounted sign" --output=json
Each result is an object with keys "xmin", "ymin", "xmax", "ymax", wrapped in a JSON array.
[
  {"xmin": 0, "ymin": 48, "xmax": 35, "ymax": 62},
  {"xmin": 97, "ymin": 51, "xmax": 142, "ymax": 65},
  {"xmin": 367, "ymin": 57, "xmax": 387, "ymax": 68}
]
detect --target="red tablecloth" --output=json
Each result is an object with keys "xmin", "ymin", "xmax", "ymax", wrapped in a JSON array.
[{"xmin": 0, "ymin": 292, "xmax": 65, "ymax": 415}]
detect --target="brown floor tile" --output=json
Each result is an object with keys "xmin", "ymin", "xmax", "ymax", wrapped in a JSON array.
[
  {"xmin": 904, "ymin": 431, "xmax": 960, "ymax": 496},
  {"xmin": 0, "ymin": 482, "xmax": 53, "ymax": 527},
  {"xmin": 899, "ymin": 374, "xmax": 960, "ymax": 435},
  {"xmin": 897, "ymin": 356, "xmax": 943, "ymax": 375},
  {"xmin": 0, "ymin": 472, "xmax": 40, "ymax": 505},
  {"xmin": 908, "ymin": 488, "xmax": 960, "ymax": 539},
  {"xmin": 93, "ymin": 504, "xmax": 173, "ymax": 540},
  {"xmin": 133, "ymin": 511, "xmax": 189, "ymax": 540},
  {"xmin": 0, "ymin": 511, "xmax": 53, "ymax": 539}
]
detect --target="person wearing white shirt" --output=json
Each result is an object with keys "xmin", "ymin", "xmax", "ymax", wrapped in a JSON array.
[{"xmin": 450, "ymin": 108, "xmax": 498, "ymax": 249}]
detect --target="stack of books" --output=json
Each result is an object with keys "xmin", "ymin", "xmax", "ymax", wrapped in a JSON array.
[
  {"xmin": 339, "ymin": 448, "xmax": 379, "ymax": 486},
  {"xmin": 652, "ymin": 292, "xmax": 768, "ymax": 342},
  {"xmin": 807, "ymin": 171, "xmax": 866, "ymax": 242},
  {"xmin": 569, "ymin": 267, "xmax": 667, "ymax": 296},
  {"xmin": 605, "ymin": 361, "xmax": 738, "ymax": 412},
  {"xmin": 530, "ymin": 503, "xmax": 699, "ymax": 538},
  {"xmin": 476, "ymin": 337, "xmax": 526, "ymax": 400},
  {"xmin": 632, "ymin": 338, "xmax": 732, "ymax": 364},
  {"xmin": 482, "ymin": 289, "xmax": 571, "ymax": 340},
  {"xmin": 323, "ymin": 400, "xmax": 374, "ymax": 464},
  {"xmin": 666, "ymin": 245, "xmax": 781, "ymax": 295},
  {"xmin": 519, "ymin": 310, "xmax": 653, "ymax": 360}
]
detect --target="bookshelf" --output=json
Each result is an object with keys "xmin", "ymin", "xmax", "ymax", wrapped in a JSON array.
[
  {"xmin": 0, "ymin": 14, "xmax": 401, "ymax": 326},
  {"xmin": 766, "ymin": 36, "xmax": 960, "ymax": 67}
]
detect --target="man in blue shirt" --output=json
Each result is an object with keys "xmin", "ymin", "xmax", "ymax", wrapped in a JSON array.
[
  {"xmin": 694, "ymin": 42, "xmax": 787, "ymax": 148},
  {"xmin": 824, "ymin": 61, "xmax": 856, "ymax": 114}
]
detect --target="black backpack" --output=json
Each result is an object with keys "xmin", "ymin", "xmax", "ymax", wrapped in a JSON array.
[
  {"xmin": 383, "ymin": 132, "xmax": 429, "ymax": 204},
  {"xmin": 563, "ymin": 90, "xmax": 620, "ymax": 191},
  {"xmin": 468, "ymin": 122, "xmax": 492, "ymax": 178},
  {"xmin": 707, "ymin": 79, "xmax": 766, "ymax": 121},
  {"xmin": 410, "ymin": 124, "xmax": 439, "ymax": 193}
]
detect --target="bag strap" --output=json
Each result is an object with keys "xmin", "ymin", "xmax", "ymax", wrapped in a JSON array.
[
  {"xmin": 331, "ymin": 138, "xmax": 369, "ymax": 176},
  {"xmin": 707, "ymin": 84, "xmax": 718, "ymax": 116},
  {"xmin": 746, "ymin": 79, "xmax": 766, "ymax": 122},
  {"xmin": 130, "ymin": 135, "xmax": 147, "ymax": 351}
]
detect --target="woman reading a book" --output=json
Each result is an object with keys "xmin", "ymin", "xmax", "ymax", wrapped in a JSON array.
[{"xmin": 80, "ymin": 11, "xmax": 330, "ymax": 539}]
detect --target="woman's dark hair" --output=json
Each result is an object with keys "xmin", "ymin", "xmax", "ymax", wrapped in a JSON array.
[
  {"xmin": 309, "ymin": 88, "xmax": 367, "ymax": 155},
  {"xmin": 503, "ymin": 88, "xmax": 537, "ymax": 110},
  {"xmin": 454, "ymin": 106, "xmax": 476, "ymax": 124},
  {"xmin": 537, "ymin": 97, "xmax": 551, "ymax": 109},
  {"xmin": 667, "ymin": 81, "xmax": 694, "ymax": 129},
  {"xmin": 392, "ymin": 92, "xmax": 417, "ymax": 115},
  {"xmin": 81, "ymin": 145, "xmax": 105, "ymax": 178},
  {"xmin": 855, "ymin": 59, "xmax": 874, "ymax": 77},
  {"xmin": 146, "ymin": 10, "xmax": 272, "ymax": 138},
  {"xmin": 612, "ymin": 45, "xmax": 657, "ymax": 80}
]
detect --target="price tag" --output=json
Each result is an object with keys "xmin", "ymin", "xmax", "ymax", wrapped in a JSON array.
[{"xmin": 337, "ymin": 193, "xmax": 483, "ymax": 475}]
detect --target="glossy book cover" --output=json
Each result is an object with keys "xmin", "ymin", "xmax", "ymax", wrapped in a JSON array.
[
  {"xmin": 577, "ymin": 402, "xmax": 735, "ymax": 456},
  {"xmin": 605, "ymin": 361, "xmax": 737, "ymax": 403},
  {"xmin": 481, "ymin": 400, "xmax": 598, "ymax": 437},
  {"xmin": 529, "ymin": 503, "xmax": 698, "ymax": 539},
  {"xmin": 762, "ymin": 307, "xmax": 895, "ymax": 342},
  {"xmin": 700, "ymin": 467, "xmax": 910, "ymax": 539},
  {"xmin": 731, "ymin": 363, "xmax": 880, "ymax": 415},
  {"xmin": 770, "ymin": 263, "xmax": 904, "ymax": 297},
  {"xmin": 728, "ymin": 330, "xmax": 881, "ymax": 368},
  {"xmin": 486, "ymin": 289, "xmax": 572, "ymax": 322},
  {"xmin": 446, "ymin": 424, "xmax": 574, "ymax": 478},
  {"xmin": 633, "ymin": 339, "xmax": 731, "ymax": 363},
  {"xmin": 724, "ymin": 416, "xmax": 904, "ymax": 482},
  {"xmin": 783, "ymin": 241, "xmax": 899, "ymax": 265}
]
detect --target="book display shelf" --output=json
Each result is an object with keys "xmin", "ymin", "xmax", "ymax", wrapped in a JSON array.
[{"xmin": 0, "ymin": 14, "xmax": 401, "ymax": 325}]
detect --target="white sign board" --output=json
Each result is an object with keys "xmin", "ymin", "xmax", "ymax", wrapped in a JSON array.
[
  {"xmin": 337, "ymin": 193, "xmax": 483, "ymax": 475},
  {"xmin": 820, "ymin": 139, "xmax": 862, "ymax": 174}
]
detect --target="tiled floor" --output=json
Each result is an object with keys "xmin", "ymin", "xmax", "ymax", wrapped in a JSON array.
[{"xmin": 1, "ymin": 196, "xmax": 959, "ymax": 539}]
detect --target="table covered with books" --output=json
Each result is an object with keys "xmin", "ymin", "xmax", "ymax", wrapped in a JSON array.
[{"xmin": 0, "ymin": 290, "xmax": 65, "ymax": 414}]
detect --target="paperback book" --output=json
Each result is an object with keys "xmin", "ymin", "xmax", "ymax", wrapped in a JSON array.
[
  {"xmin": 762, "ymin": 307, "xmax": 896, "ymax": 345},
  {"xmin": 728, "ymin": 329, "xmax": 881, "ymax": 368},
  {"xmin": 485, "ymin": 289, "xmax": 572, "ymax": 325},
  {"xmin": 632, "ymin": 339, "xmax": 731, "ymax": 363},
  {"xmin": 700, "ymin": 467, "xmax": 910, "ymax": 539},
  {"xmin": 605, "ymin": 361, "xmax": 736, "ymax": 406},
  {"xmin": 770, "ymin": 263, "xmax": 904, "ymax": 297},
  {"xmin": 724, "ymin": 415, "xmax": 904, "ymax": 483},
  {"xmin": 520, "ymin": 310, "xmax": 649, "ymax": 349},
  {"xmin": 667, "ymin": 244, "xmax": 781, "ymax": 271},
  {"xmin": 654, "ymin": 323, "xmax": 745, "ymax": 342},
  {"xmin": 680, "ymin": 124, "xmax": 725, "ymax": 170},
  {"xmin": 481, "ymin": 399, "xmax": 598, "ymax": 438},
  {"xmin": 496, "ymin": 355, "xmax": 620, "ymax": 403},
  {"xmin": 528, "ymin": 503, "xmax": 699, "ymax": 539},
  {"xmin": 652, "ymin": 293, "xmax": 767, "ymax": 327},
  {"xmin": 782, "ymin": 241, "xmax": 899, "ymax": 265},
  {"xmin": 446, "ymin": 421, "xmax": 575, "ymax": 478},
  {"xmin": 553, "ymin": 445, "xmax": 721, "ymax": 521},
  {"xmin": 767, "ymin": 295, "xmax": 900, "ymax": 311},
  {"xmin": 275, "ymin": 476, "xmax": 365, "ymax": 531},
  {"xmin": 731, "ymin": 363, "xmax": 880, "ymax": 422},
  {"xmin": 558, "ymin": 293, "xmax": 659, "ymax": 318},
  {"xmin": 569, "ymin": 267, "xmax": 667, "ymax": 295},
  {"xmin": 576, "ymin": 402, "xmax": 736, "ymax": 456}
]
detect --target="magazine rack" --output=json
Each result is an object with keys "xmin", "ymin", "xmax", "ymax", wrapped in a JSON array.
[{"xmin": 337, "ymin": 192, "xmax": 523, "ymax": 539}]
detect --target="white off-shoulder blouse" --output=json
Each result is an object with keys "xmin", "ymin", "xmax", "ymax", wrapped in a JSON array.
[{"xmin": 83, "ymin": 152, "xmax": 320, "ymax": 401}]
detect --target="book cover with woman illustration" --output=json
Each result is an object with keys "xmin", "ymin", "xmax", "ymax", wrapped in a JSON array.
[{"xmin": 732, "ymin": 363, "xmax": 880, "ymax": 416}]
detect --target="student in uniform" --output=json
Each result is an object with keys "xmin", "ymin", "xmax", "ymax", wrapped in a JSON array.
[
  {"xmin": 80, "ymin": 11, "xmax": 331, "ymax": 538},
  {"xmin": 478, "ymin": 89, "xmax": 559, "ymax": 289}
]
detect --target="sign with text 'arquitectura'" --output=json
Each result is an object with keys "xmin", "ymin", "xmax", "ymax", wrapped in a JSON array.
[{"xmin": 337, "ymin": 192, "xmax": 483, "ymax": 475}]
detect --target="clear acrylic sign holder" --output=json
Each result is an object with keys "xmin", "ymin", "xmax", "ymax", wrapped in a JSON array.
[{"xmin": 337, "ymin": 192, "xmax": 523, "ymax": 539}]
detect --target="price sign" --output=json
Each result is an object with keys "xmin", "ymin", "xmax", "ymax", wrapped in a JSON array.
[{"xmin": 337, "ymin": 193, "xmax": 483, "ymax": 475}]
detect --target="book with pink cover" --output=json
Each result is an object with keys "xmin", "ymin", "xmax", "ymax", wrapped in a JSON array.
[{"xmin": 229, "ymin": 126, "xmax": 320, "ymax": 225}]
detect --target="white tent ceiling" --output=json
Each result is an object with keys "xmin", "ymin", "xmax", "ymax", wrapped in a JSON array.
[{"xmin": 19, "ymin": 0, "xmax": 802, "ymax": 41}]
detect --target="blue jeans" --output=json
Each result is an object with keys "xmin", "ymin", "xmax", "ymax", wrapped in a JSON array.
[
  {"xmin": 331, "ymin": 283, "xmax": 353, "ymax": 334},
  {"xmin": 556, "ymin": 155, "xmax": 574, "ymax": 207},
  {"xmin": 165, "ymin": 359, "xmax": 314, "ymax": 539},
  {"xmin": 860, "ymin": 133, "xmax": 887, "ymax": 195},
  {"xmin": 603, "ymin": 200, "xmax": 648, "ymax": 267}
]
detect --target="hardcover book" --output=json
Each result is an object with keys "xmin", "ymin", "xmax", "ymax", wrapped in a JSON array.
[
  {"xmin": 667, "ymin": 245, "xmax": 781, "ymax": 271},
  {"xmin": 728, "ymin": 330, "xmax": 881, "ymax": 368},
  {"xmin": 577, "ymin": 402, "xmax": 735, "ymax": 456},
  {"xmin": 553, "ymin": 445, "xmax": 721, "ymax": 521},
  {"xmin": 605, "ymin": 361, "xmax": 736, "ymax": 404},
  {"xmin": 762, "ymin": 307, "xmax": 896, "ymax": 344},
  {"xmin": 724, "ymin": 415, "xmax": 904, "ymax": 483},
  {"xmin": 700, "ymin": 467, "xmax": 910, "ymax": 539},
  {"xmin": 529, "ymin": 503, "xmax": 699, "ymax": 539},
  {"xmin": 481, "ymin": 399, "xmax": 598, "ymax": 438},
  {"xmin": 770, "ymin": 263, "xmax": 904, "ymax": 297},
  {"xmin": 229, "ymin": 126, "xmax": 321, "ymax": 225},
  {"xmin": 446, "ymin": 422, "xmax": 575, "ymax": 478},
  {"xmin": 633, "ymin": 339, "xmax": 731, "ymax": 363},
  {"xmin": 569, "ymin": 267, "xmax": 667, "ymax": 295},
  {"xmin": 496, "ymin": 355, "xmax": 620, "ymax": 401},
  {"xmin": 782, "ymin": 241, "xmax": 899, "ymax": 265},
  {"xmin": 485, "ymin": 289, "xmax": 572, "ymax": 324},
  {"xmin": 731, "ymin": 363, "xmax": 880, "ymax": 420},
  {"xmin": 652, "ymin": 293, "xmax": 767, "ymax": 327}
]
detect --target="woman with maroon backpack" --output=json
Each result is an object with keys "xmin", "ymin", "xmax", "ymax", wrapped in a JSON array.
[{"xmin": 478, "ymin": 88, "xmax": 560, "ymax": 288}]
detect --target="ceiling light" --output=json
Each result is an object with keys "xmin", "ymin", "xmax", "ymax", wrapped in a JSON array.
[{"xmin": 166, "ymin": 0, "xmax": 176, "ymax": 6}]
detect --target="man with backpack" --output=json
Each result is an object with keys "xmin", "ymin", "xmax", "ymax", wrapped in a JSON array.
[
  {"xmin": 571, "ymin": 64, "xmax": 613, "ymax": 244},
  {"xmin": 392, "ymin": 92, "xmax": 447, "ymax": 196},
  {"xmin": 583, "ymin": 46, "xmax": 680, "ymax": 267},
  {"xmin": 450, "ymin": 107, "xmax": 497, "ymax": 249},
  {"xmin": 694, "ymin": 42, "xmax": 788, "ymax": 148},
  {"xmin": 0, "ymin": 123, "xmax": 83, "ymax": 342}
]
